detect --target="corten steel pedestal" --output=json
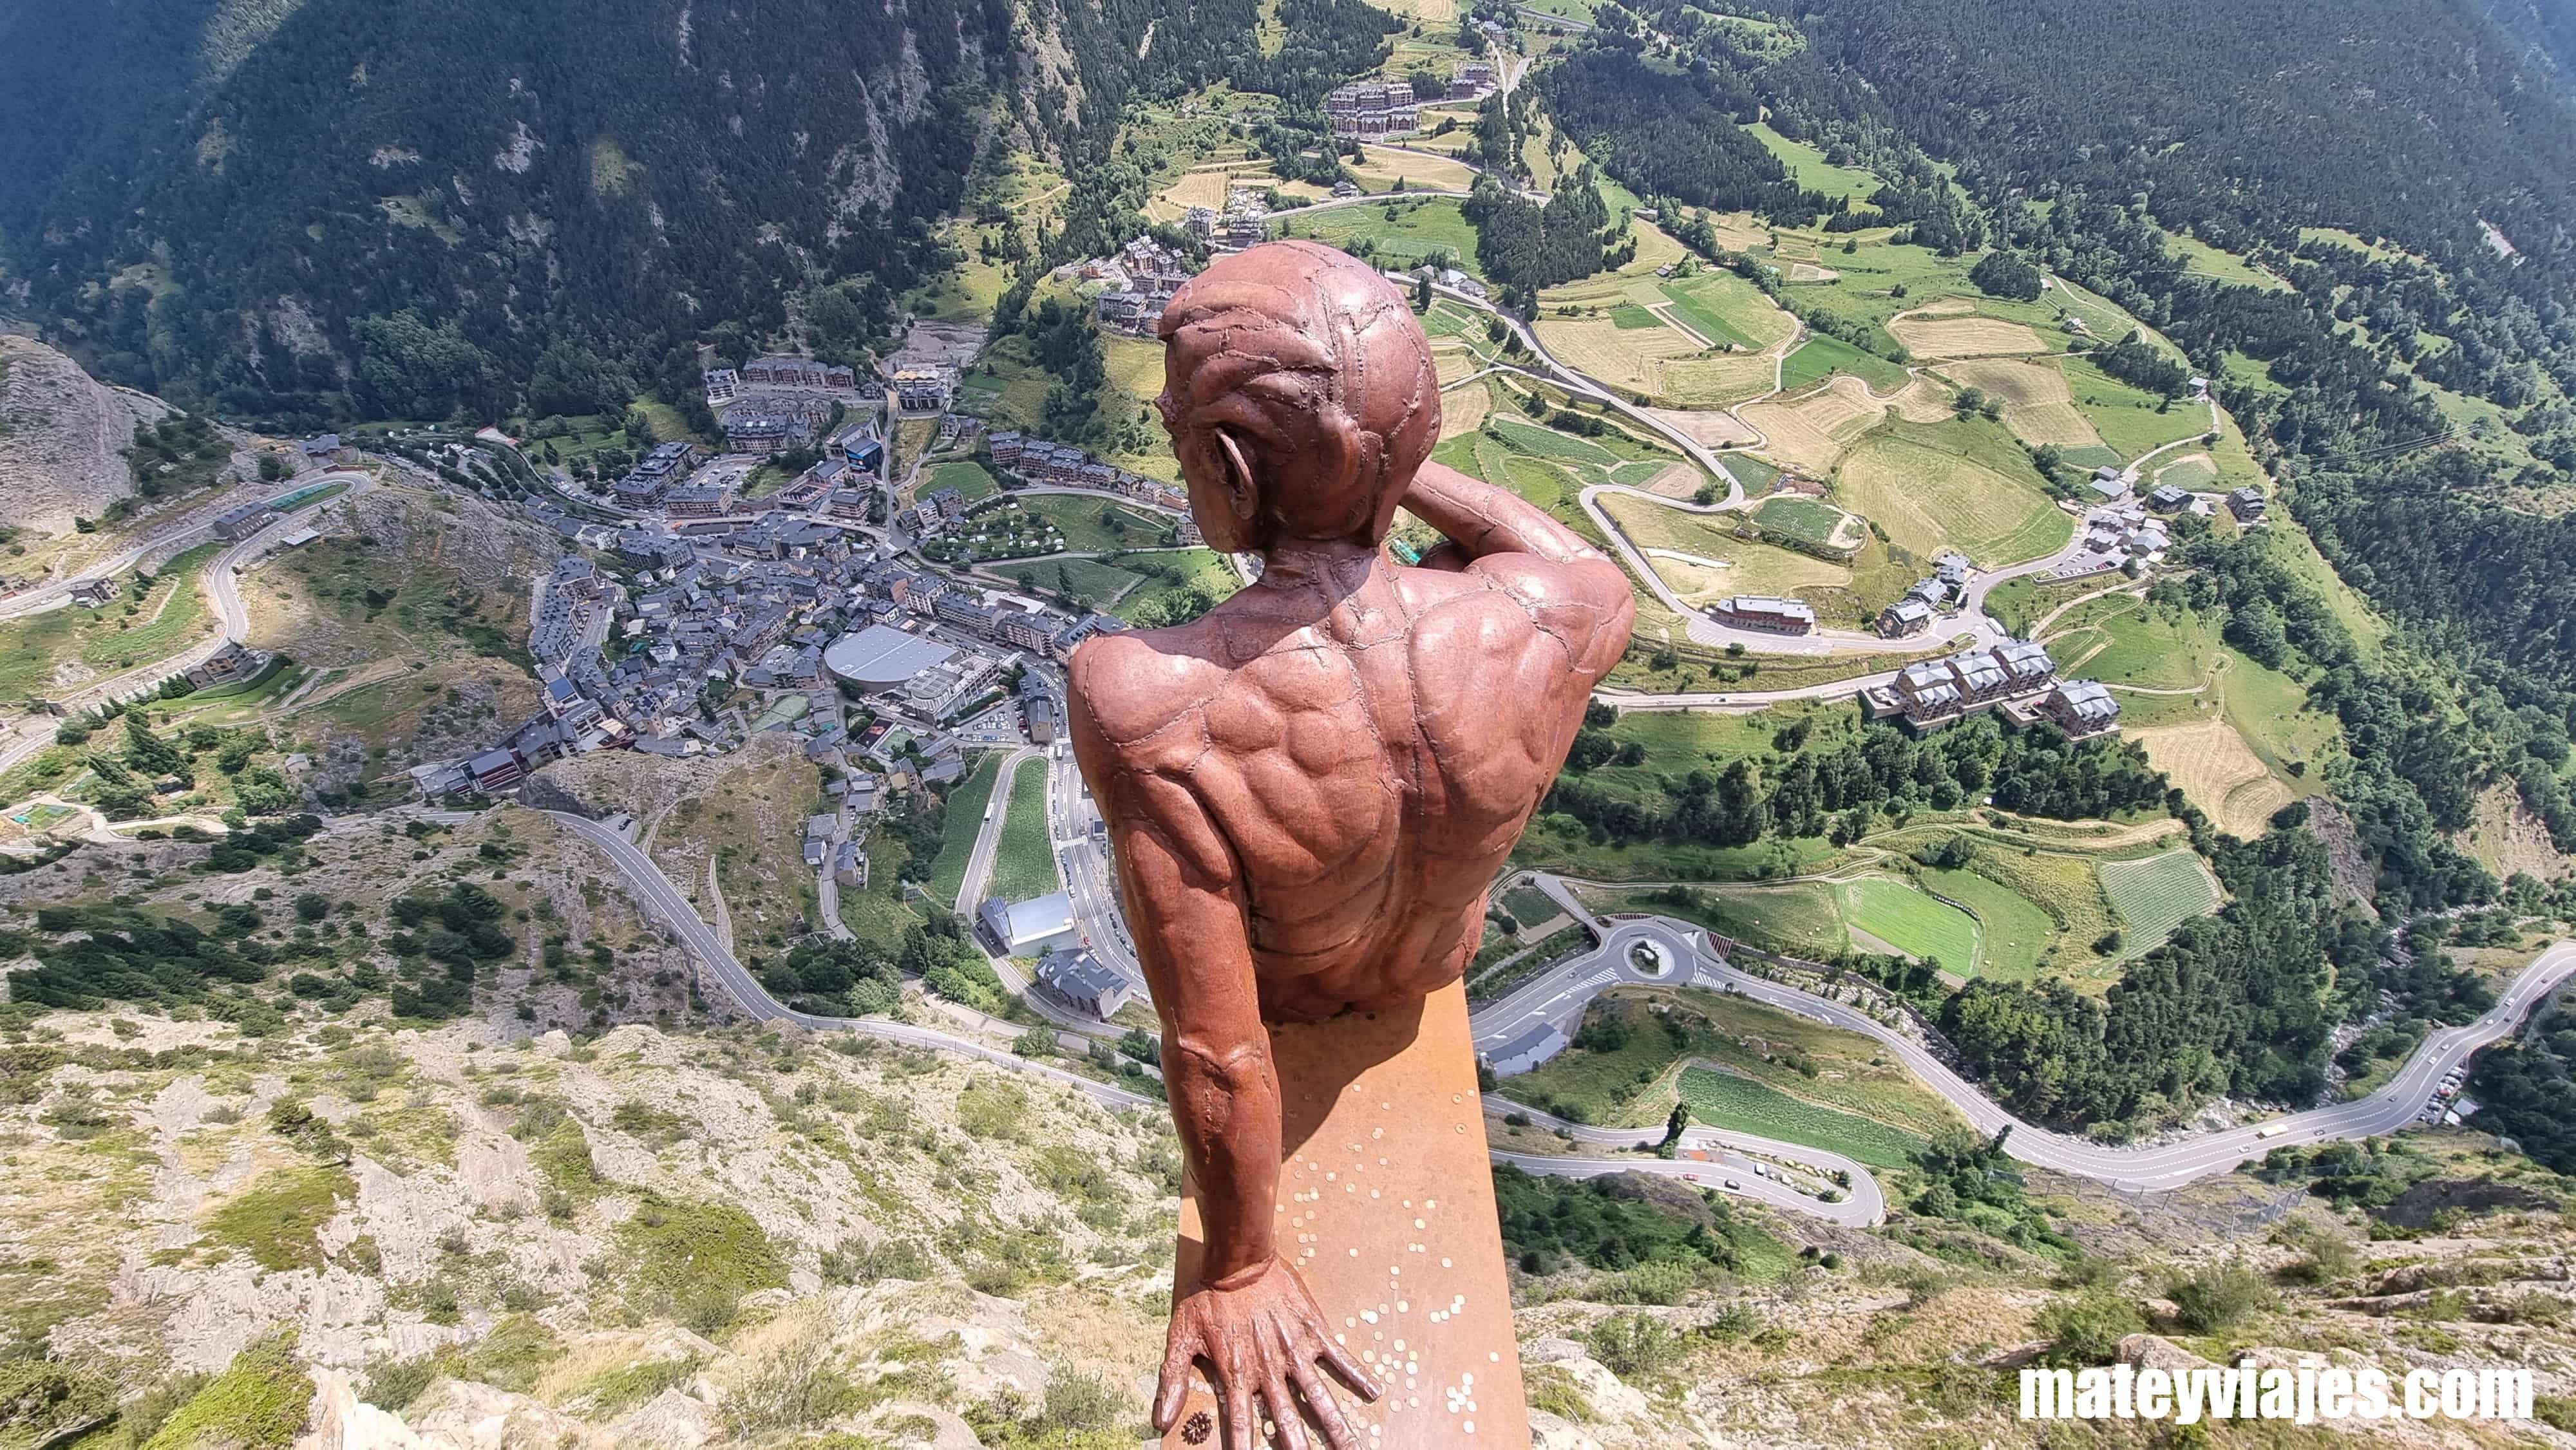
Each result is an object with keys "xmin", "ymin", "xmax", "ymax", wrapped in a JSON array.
[{"xmin": 1163, "ymin": 982, "xmax": 1530, "ymax": 1450}]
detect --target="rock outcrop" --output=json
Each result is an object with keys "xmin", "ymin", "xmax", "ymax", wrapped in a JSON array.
[{"xmin": 0, "ymin": 334, "xmax": 168, "ymax": 538}]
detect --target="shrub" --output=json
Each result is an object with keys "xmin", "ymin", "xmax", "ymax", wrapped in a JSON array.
[
  {"xmin": 1582, "ymin": 1313, "xmax": 1684, "ymax": 1378},
  {"xmin": 0, "ymin": 1361, "xmax": 113, "ymax": 1446},
  {"xmin": 2168, "ymin": 1261, "xmax": 2271, "ymax": 1332},
  {"xmin": 142, "ymin": 1334, "xmax": 311, "ymax": 1450},
  {"xmin": 204, "ymin": 1166, "xmax": 354, "ymax": 1272},
  {"xmin": 2034, "ymin": 1290, "xmax": 2142, "ymax": 1367}
]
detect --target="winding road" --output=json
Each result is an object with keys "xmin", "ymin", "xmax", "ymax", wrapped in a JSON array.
[
  {"xmin": 1472, "ymin": 892, "xmax": 2576, "ymax": 1205},
  {"xmin": 0, "ymin": 470, "xmax": 376, "ymax": 786},
  {"xmin": 536, "ymin": 789, "xmax": 2574, "ymax": 1229}
]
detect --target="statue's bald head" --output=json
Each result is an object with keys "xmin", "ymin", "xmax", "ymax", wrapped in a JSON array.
[{"xmin": 1156, "ymin": 241, "xmax": 1441, "ymax": 552}]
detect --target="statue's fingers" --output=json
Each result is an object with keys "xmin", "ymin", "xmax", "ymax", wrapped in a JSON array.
[
  {"xmin": 1223, "ymin": 1373, "xmax": 1260, "ymax": 1450},
  {"xmin": 1290, "ymin": 1360, "xmax": 1361, "ymax": 1450},
  {"xmin": 1314, "ymin": 1335, "xmax": 1382, "ymax": 1402},
  {"xmin": 1154, "ymin": 1335, "xmax": 1197, "ymax": 1431},
  {"xmin": 1263, "ymin": 1373, "xmax": 1313, "ymax": 1450}
]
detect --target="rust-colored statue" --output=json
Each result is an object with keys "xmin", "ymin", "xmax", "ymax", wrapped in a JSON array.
[{"xmin": 1066, "ymin": 241, "xmax": 1634, "ymax": 1450}]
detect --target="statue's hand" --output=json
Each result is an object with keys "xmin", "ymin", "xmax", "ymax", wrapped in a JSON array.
[{"xmin": 1155, "ymin": 1256, "xmax": 1381, "ymax": 1450}]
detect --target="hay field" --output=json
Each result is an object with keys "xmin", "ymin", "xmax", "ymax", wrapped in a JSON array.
[
  {"xmin": 1601, "ymin": 496, "xmax": 1849, "ymax": 601},
  {"xmin": 2130, "ymin": 719, "xmax": 2295, "ymax": 840},
  {"xmin": 1944, "ymin": 359, "xmax": 2105, "ymax": 449},
  {"xmin": 1658, "ymin": 272, "xmax": 1798, "ymax": 353},
  {"xmin": 1786, "ymin": 263, "xmax": 1841, "ymax": 283},
  {"xmin": 1835, "ymin": 432, "xmax": 2073, "ymax": 565},
  {"xmin": 1661, "ymin": 353, "xmax": 1779, "ymax": 409},
  {"xmin": 1888, "ymin": 313, "xmax": 2050, "ymax": 359},
  {"xmin": 1439, "ymin": 375, "xmax": 1491, "ymax": 438},
  {"xmin": 1740, "ymin": 376, "xmax": 1888, "ymax": 473},
  {"xmin": 1157, "ymin": 167, "xmax": 1240, "ymax": 212},
  {"xmin": 1634, "ymin": 462, "xmax": 1702, "ymax": 497},
  {"xmin": 1643, "ymin": 406, "xmax": 1761, "ymax": 449},
  {"xmin": 1886, "ymin": 376, "xmax": 1956, "ymax": 422},
  {"xmin": 1629, "ymin": 220, "xmax": 1689, "ymax": 271},
  {"xmin": 1705, "ymin": 213, "xmax": 1770, "ymax": 250},
  {"xmin": 1355, "ymin": 144, "xmax": 1477, "ymax": 191},
  {"xmin": 1535, "ymin": 316, "xmax": 1705, "ymax": 396}
]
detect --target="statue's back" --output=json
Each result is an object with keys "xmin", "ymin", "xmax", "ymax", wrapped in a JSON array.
[{"xmin": 1075, "ymin": 517, "xmax": 1619, "ymax": 1021}]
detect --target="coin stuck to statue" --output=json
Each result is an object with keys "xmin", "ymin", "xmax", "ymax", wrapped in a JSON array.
[{"xmin": 1065, "ymin": 240, "xmax": 1635, "ymax": 1449}]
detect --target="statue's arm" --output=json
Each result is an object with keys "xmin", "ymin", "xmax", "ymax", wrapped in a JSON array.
[
  {"xmin": 1105, "ymin": 779, "xmax": 1280, "ymax": 1280},
  {"xmin": 1063, "ymin": 677, "xmax": 1277, "ymax": 1279},
  {"xmin": 1402, "ymin": 457, "xmax": 1604, "ymax": 567}
]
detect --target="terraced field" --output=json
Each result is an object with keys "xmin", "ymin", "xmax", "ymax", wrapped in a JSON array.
[
  {"xmin": 1678, "ymin": 1067, "xmax": 1929, "ymax": 1169},
  {"xmin": 989, "ymin": 757, "xmax": 1060, "ymax": 905},
  {"xmin": 1488, "ymin": 415, "xmax": 1621, "ymax": 466},
  {"xmin": 2098, "ymin": 850, "xmax": 2222, "ymax": 957},
  {"xmin": 992, "ymin": 556, "xmax": 1148, "ymax": 609},
  {"xmin": 923, "ymin": 753, "xmax": 1005, "ymax": 908}
]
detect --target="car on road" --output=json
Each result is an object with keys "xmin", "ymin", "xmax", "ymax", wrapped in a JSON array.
[{"xmin": 1723, "ymin": 1179, "xmax": 1741, "ymax": 1190}]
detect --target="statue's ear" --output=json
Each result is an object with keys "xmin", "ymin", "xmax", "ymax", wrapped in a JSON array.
[{"xmin": 1212, "ymin": 428, "xmax": 1262, "ymax": 524}]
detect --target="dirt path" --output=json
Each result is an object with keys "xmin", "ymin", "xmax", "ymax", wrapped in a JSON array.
[{"xmin": 705, "ymin": 856, "xmax": 735, "ymax": 956}]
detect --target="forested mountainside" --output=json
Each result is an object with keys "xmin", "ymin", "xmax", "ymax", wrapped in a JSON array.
[
  {"xmin": 2483, "ymin": 0, "xmax": 2576, "ymax": 95},
  {"xmin": 1788, "ymin": 0, "xmax": 2576, "ymax": 283},
  {"xmin": 0, "ymin": 0, "xmax": 1346, "ymax": 431}
]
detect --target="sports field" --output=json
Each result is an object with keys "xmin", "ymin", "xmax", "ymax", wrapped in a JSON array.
[
  {"xmin": 1833, "ymin": 425, "xmax": 2072, "ymax": 566},
  {"xmin": 1841, "ymin": 877, "xmax": 1979, "ymax": 973},
  {"xmin": 2098, "ymin": 850, "xmax": 2221, "ymax": 957},
  {"xmin": 1678, "ymin": 1068, "xmax": 1929, "ymax": 1169}
]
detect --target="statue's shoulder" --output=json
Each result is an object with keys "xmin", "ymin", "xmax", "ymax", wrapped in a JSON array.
[{"xmin": 1065, "ymin": 623, "xmax": 1228, "ymax": 763}]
